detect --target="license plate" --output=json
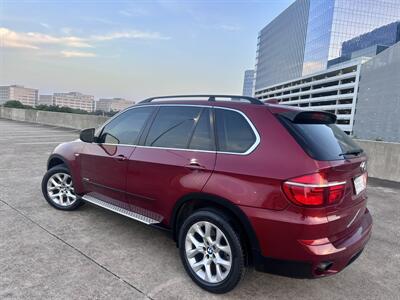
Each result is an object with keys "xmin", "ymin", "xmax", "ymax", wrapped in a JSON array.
[{"xmin": 353, "ymin": 173, "xmax": 367, "ymax": 195}]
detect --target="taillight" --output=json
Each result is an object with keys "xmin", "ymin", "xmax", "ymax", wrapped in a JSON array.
[{"xmin": 283, "ymin": 172, "xmax": 346, "ymax": 207}]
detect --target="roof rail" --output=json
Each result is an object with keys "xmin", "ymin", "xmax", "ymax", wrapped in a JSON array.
[{"xmin": 139, "ymin": 94, "xmax": 264, "ymax": 105}]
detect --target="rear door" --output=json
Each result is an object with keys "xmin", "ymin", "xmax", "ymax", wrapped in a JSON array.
[
  {"xmin": 79, "ymin": 106, "xmax": 154, "ymax": 209},
  {"xmin": 278, "ymin": 113, "xmax": 368, "ymax": 235},
  {"xmin": 126, "ymin": 105, "xmax": 216, "ymax": 222}
]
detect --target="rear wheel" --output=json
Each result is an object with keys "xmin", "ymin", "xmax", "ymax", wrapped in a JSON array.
[
  {"xmin": 42, "ymin": 164, "xmax": 83, "ymax": 210},
  {"xmin": 179, "ymin": 209, "xmax": 245, "ymax": 293}
]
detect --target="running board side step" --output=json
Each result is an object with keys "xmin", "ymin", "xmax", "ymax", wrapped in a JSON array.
[{"xmin": 82, "ymin": 194, "xmax": 161, "ymax": 225}]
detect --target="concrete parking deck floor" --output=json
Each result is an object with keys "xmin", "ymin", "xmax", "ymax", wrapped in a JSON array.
[{"xmin": 0, "ymin": 118, "xmax": 399, "ymax": 299}]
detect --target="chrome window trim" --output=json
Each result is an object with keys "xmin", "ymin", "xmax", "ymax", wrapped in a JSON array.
[
  {"xmin": 213, "ymin": 106, "xmax": 260, "ymax": 155},
  {"xmin": 96, "ymin": 104, "xmax": 261, "ymax": 156},
  {"xmin": 284, "ymin": 181, "xmax": 347, "ymax": 188},
  {"xmin": 135, "ymin": 145, "xmax": 217, "ymax": 153}
]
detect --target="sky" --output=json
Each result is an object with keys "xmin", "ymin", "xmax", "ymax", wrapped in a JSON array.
[{"xmin": 0, "ymin": 0, "xmax": 293, "ymax": 101}]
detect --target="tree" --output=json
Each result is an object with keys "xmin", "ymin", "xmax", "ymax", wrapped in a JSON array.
[
  {"xmin": 4, "ymin": 100, "xmax": 27, "ymax": 108},
  {"xmin": 3, "ymin": 101, "xmax": 105, "ymax": 116}
]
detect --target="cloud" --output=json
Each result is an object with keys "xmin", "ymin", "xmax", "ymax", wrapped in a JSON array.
[
  {"xmin": 0, "ymin": 28, "xmax": 39, "ymax": 49},
  {"xmin": 92, "ymin": 30, "xmax": 170, "ymax": 41},
  {"xmin": 61, "ymin": 50, "xmax": 96, "ymax": 58},
  {"xmin": 119, "ymin": 7, "xmax": 148, "ymax": 17},
  {"xmin": 219, "ymin": 24, "xmax": 241, "ymax": 31},
  {"xmin": 61, "ymin": 27, "xmax": 73, "ymax": 35},
  {"xmin": 0, "ymin": 27, "xmax": 92, "ymax": 49},
  {"xmin": 1, "ymin": 27, "xmax": 170, "ymax": 58},
  {"xmin": 81, "ymin": 17, "xmax": 116, "ymax": 25},
  {"xmin": 40, "ymin": 22, "xmax": 50, "ymax": 29},
  {"xmin": 1, "ymin": 27, "xmax": 170, "ymax": 50},
  {"xmin": 119, "ymin": 10, "xmax": 131, "ymax": 17}
]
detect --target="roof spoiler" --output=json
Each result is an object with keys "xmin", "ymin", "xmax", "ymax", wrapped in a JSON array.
[{"xmin": 279, "ymin": 111, "xmax": 337, "ymax": 124}]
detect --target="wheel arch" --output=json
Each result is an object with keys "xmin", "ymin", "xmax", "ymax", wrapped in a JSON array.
[
  {"xmin": 171, "ymin": 192, "xmax": 261, "ymax": 264},
  {"xmin": 47, "ymin": 154, "xmax": 69, "ymax": 170}
]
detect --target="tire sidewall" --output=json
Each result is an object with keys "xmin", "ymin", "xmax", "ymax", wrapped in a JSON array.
[
  {"xmin": 179, "ymin": 209, "xmax": 244, "ymax": 293},
  {"xmin": 42, "ymin": 164, "xmax": 82, "ymax": 210}
]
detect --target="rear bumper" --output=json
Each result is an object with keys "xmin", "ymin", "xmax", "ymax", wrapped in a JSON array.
[
  {"xmin": 242, "ymin": 205, "xmax": 372, "ymax": 278},
  {"xmin": 252, "ymin": 241, "xmax": 368, "ymax": 278}
]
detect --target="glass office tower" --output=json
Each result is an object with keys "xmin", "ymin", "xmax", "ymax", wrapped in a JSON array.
[
  {"xmin": 255, "ymin": 0, "xmax": 309, "ymax": 90},
  {"xmin": 242, "ymin": 70, "xmax": 255, "ymax": 97},
  {"xmin": 255, "ymin": 0, "xmax": 400, "ymax": 90}
]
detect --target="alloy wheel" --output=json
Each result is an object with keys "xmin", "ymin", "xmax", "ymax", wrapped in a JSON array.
[
  {"xmin": 185, "ymin": 221, "xmax": 232, "ymax": 283},
  {"xmin": 47, "ymin": 172, "xmax": 77, "ymax": 207}
]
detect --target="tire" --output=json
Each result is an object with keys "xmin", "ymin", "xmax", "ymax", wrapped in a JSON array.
[
  {"xmin": 178, "ymin": 208, "xmax": 245, "ymax": 294},
  {"xmin": 41, "ymin": 164, "xmax": 83, "ymax": 211}
]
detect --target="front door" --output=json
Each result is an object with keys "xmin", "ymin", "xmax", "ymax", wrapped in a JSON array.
[{"xmin": 79, "ymin": 106, "xmax": 155, "ymax": 209}]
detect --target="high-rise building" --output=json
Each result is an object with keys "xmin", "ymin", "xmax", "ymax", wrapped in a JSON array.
[
  {"xmin": 328, "ymin": 21, "xmax": 400, "ymax": 67},
  {"xmin": 53, "ymin": 92, "xmax": 94, "ymax": 112},
  {"xmin": 96, "ymin": 98, "xmax": 134, "ymax": 112},
  {"xmin": 242, "ymin": 70, "xmax": 255, "ymax": 97},
  {"xmin": 255, "ymin": 0, "xmax": 400, "ymax": 91},
  {"xmin": 341, "ymin": 21, "xmax": 400, "ymax": 58},
  {"xmin": 38, "ymin": 95, "xmax": 54, "ymax": 106},
  {"xmin": 255, "ymin": 20, "xmax": 400, "ymax": 135},
  {"xmin": 0, "ymin": 85, "xmax": 38, "ymax": 106},
  {"xmin": 255, "ymin": 0, "xmax": 309, "ymax": 91}
]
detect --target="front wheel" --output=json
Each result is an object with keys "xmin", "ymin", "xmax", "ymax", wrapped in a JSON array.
[
  {"xmin": 178, "ymin": 209, "xmax": 245, "ymax": 294},
  {"xmin": 41, "ymin": 164, "xmax": 83, "ymax": 210}
]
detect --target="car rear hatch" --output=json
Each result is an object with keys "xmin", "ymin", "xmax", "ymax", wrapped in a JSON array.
[{"xmin": 274, "ymin": 109, "xmax": 368, "ymax": 239}]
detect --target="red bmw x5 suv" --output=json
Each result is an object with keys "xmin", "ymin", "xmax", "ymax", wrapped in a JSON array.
[{"xmin": 42, "ymin": 95, "xmax": 372, "ymax": 293}]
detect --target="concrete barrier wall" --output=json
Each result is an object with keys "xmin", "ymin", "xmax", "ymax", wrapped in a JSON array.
[
  {"xmin": 0, "ymin": 107, "xmax": 108, "ymax": 130},
  {"xmin": 356, "ymin": 140, "xmax": 400, "ymax": 183},
  {"xmin": 1, "ymin": 107, "xmax": 400, "ymax": 182}
]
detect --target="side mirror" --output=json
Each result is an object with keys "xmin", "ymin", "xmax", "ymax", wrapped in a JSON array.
[{"xmin": 80, "ymin": 128, "xmax": 95, "ymax": 143}]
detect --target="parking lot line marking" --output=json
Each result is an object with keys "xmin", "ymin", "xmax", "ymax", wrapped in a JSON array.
[
  {"xmin": 2, "ymin": 130, "xmax": 79, "ymax": 133},
  {"xmin": 15, "ymin": 141, "xmax": 67, "ymax": 144},
  {"xmin": 0, "ymin": 198, "xmax": 152, "ymax": 299},
  {"xmin": 0, "ymin": 134, "xmax": 77, "ymax": 139}
]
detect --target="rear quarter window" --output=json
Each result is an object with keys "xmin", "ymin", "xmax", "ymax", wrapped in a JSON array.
[{"xmin": 215, "ymin": 108, "xmax": 257, "ymax": 153}]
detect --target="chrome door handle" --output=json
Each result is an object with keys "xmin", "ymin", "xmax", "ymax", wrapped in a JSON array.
[
  {"xmin": 185, "ymin": 159, "xmax": 205, "ymax": 170},
  {"xmin": 115, "ymin": 154, "xmax": 127, "ymax": 161}
]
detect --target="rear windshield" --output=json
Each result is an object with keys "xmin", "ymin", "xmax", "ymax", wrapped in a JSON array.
[{"xmin": 279, "ymin": 117, "xmax": 362, "ymax": 161}]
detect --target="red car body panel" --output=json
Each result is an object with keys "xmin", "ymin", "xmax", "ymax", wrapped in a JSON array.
[{"xmin": 47, "ymin": 100, "xmax": 372, "ymax": 278}]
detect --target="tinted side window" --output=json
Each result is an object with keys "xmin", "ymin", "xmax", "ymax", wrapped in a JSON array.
[
  {"xmin": 215, "ymin": 109, "xmax": 256, "ymax": 153},
  {"xmin": 99, "ymin": 107, "xmax": 154, "ymax": 145},
  {"xmin": 189, "ymin": 108, "xmax": 215, "ymax": 151},
  {"xmin": 145, "ymin": 106, "xmax": 201, "ymax": 149}
]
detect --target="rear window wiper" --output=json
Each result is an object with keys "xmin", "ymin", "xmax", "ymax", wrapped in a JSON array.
[{"xmin": 339, "ymin": 149, "xmax": 363, "ymax": 157}]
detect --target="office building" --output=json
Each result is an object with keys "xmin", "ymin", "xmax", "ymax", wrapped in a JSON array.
[
  {"xmin": 0, "ymin": 85, "xmax": 38, "ymax": 106},
  {"xmin": 38, "ymin": 95, "xmax": 54, "ymax": 106},
  {"xmin": 255, "ymin": 0, "xmax": 400, "ymax": 90},
  {"xmin": 256, "ymin": 37, "xmax": 400, "ymax": 139},
  {"xmin": 255, "ymin": 0, "xmax": 309, "ymax": 90},
  {"xmin": 242, "ymin": 70, "xmax": 255, "ymax": 97},
  {"xmin": 328, "ymin": 21, "xmax": 400, "ymax": 67},
  {"xmin": 96, "ymin": 98, "xmax": 134, "ymax": 112},
  {"xmin": 53, "ymin": 92, "xmax": 94, "ymax": 112}
]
